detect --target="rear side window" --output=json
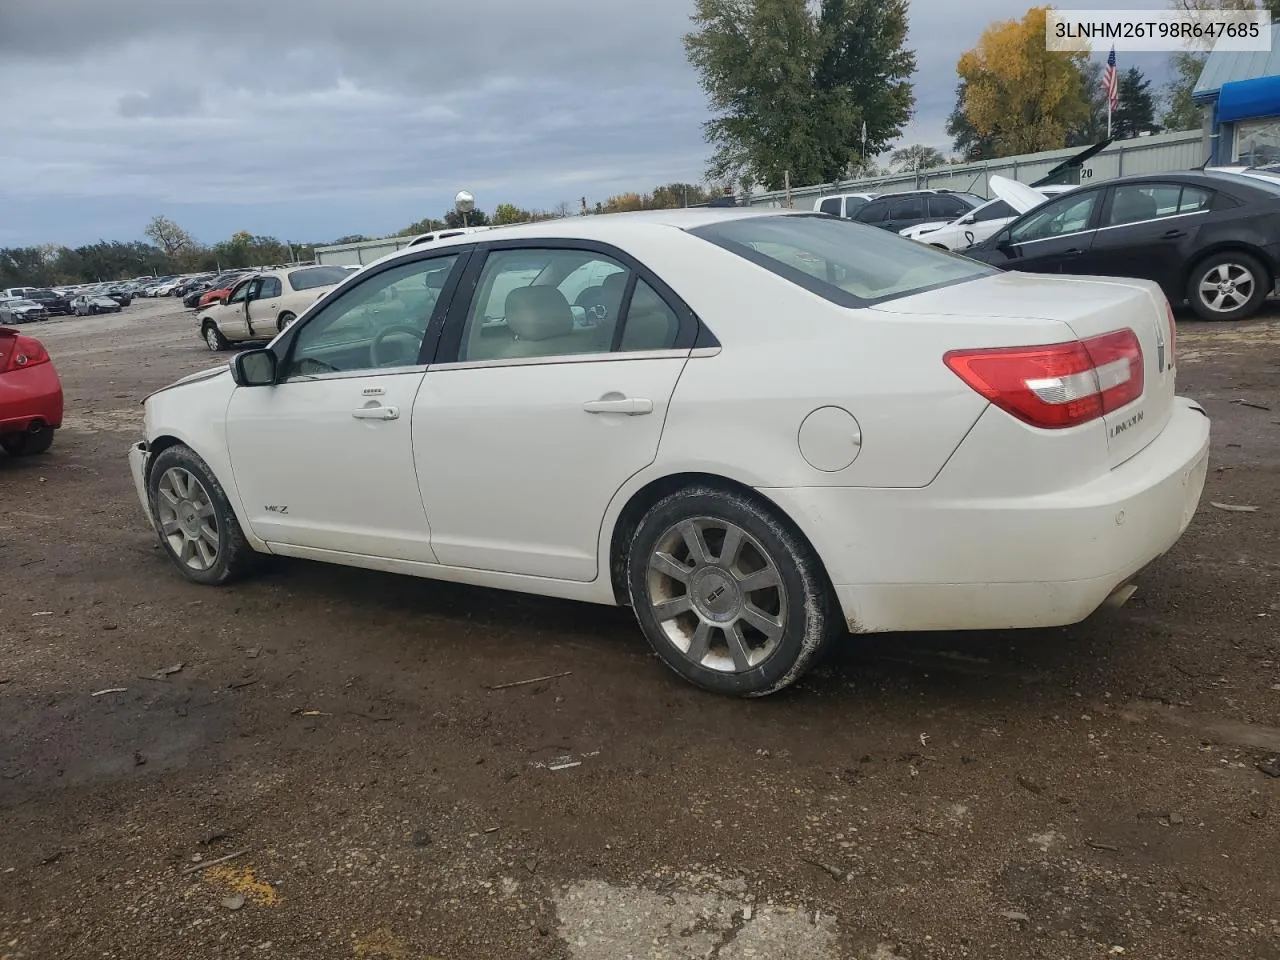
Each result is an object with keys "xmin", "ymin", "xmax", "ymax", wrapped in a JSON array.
[
  {"xmin": 889, "ymin": 197, "xmax": 925, "ymax": 220},
  {"xmin": 854, "ymin": 199, "xmax": 891, "ymax": 223},
  {"xmin": 819, "ymin": 198, "xmax": 842, "ymax": 216},
  {"xmin": 289, "ymin": 266, "xmax": 350, "ymax": 290},
  {"xmin": 691, "ymin": 214, "xmax": 995, "ymax": 308}
]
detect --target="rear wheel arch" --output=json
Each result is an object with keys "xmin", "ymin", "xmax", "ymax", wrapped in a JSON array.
[
  {"xmin": 1183, "ymin": 242, "xmax": 1274, "ymax": 291},
  {"xmin": 606, "ymin": 471, "xmax": 833, "ymax": 607}
]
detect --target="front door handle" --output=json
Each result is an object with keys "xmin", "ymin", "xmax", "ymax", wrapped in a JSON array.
[
  {"xmin": 1063, "ymin": 248, "xmax": 1084, "ymax": 257},
  {"xmin": 352, "ymin": 405, "xmax": 400, "ymax": 421},
  {"xmin": 1162, "ymin": 229, "xmax": 1187, "ymax": 240},
  {"xmin": 583, "ymin": 397, "xmax": 653, "ymax": 416}
]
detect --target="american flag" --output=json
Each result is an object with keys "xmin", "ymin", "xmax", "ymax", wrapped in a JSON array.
[{"xmin": 1101, "ymin": 46, "xmax": 1119, "ymax": 113}]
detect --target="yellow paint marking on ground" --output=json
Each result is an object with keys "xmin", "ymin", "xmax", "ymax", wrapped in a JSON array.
[
  {"xmin": 352, "ymin": 928, "xmax": 409, "ymax": 959},
  {"xmin": 202, "ymin": 863, "xmax": 280, "ymax": 906}
]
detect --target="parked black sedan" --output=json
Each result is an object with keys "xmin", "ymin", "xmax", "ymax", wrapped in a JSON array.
[
  {"xmin": 26, "ymin": 289, "xmax": 73, "ymax": 316},
  {"xmin": 964, "ymin": 170, "xmax": 1280, "ymax": 321}
]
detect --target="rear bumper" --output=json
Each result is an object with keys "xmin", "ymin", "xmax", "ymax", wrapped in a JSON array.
[
  {"xmin": 0, "ymin": 362, "xmax": 64, "ymax": 432},
  {"xmin": 762, "ymin": 397, "xmax": 1211, "ymax": 633}
]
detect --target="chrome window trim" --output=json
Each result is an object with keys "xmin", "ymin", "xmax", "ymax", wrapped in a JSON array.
[{"xmin": 428, "ymin": 348, "xmax": 692, "ymax": 373}]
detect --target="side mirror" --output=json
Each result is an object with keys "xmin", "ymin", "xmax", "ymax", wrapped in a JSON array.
[
  {"xmin": 230, "ymin": 348, "xmax": 277, "ymax": 387},
  {"xmin": 959, "ymin": 215, "xmax": 975, "ymax": 225}
]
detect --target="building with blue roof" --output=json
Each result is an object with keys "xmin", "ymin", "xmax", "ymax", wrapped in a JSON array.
[{"xmin": 1193, "ymin": 24, "xmax": 1280, "ymax": 165}]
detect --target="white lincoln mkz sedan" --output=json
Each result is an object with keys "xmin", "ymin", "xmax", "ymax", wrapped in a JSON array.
[{"xmin": 128, "ymin": 209, "xmax": 1210, "ymax": 697}]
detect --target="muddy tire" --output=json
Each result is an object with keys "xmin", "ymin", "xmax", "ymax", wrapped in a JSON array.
[
  {"xmin": 626, "ymin": 485, "xmax": 840, "ymax": 697},
  {"xmin": 1, "ymin": 424, "xmax": 54, "ymax": 456}
]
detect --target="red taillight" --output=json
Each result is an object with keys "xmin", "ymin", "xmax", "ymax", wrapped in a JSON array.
[
  {"xmin": 1, "ymin": 334, "xmax": 51, "ymax": 373},
  {"xmin": 945, "ymin": 329, "xmax": 1144, "ymax": 429}
]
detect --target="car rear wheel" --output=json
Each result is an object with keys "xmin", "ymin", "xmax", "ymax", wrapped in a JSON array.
[
  {"xmin": 627, "ymin": 486, "xmax": 841, "ymax": 697},
  {"xmin": 1, "ymin": 424, "xmax": 54, "ymax": 457},
  {"xmin": 147, "ymin": 444, "xmax": 260, "ymax": 586},
  {"xmin": 1188, "ymin": 252, "xmax": 1268, "ymax": 321},
  {"xmin": 276, "ymin": 312, "xmax": 296, "ymax": 332},
  {"xmin": 203, "ymin": 323, "xmax": 229, "ymax": 352}
]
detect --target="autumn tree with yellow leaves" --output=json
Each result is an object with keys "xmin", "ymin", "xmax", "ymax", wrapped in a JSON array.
[{"xmin": 955, "ymin": 6, "xmax": 1090, "ymax": 156}]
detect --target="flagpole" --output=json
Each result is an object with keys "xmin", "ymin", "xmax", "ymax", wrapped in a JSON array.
[{"xmin": 1107, "ymin": 98, "xmax": 1112, "ymax": 139}]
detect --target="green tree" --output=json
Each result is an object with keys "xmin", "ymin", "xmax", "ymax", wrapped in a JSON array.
[
  {"xmin": 684, "ymin": 0, "xmax": 915, "ymax": 189},
  {"xmin": 649, "ymin": 183, "xmax": 712, "ymax": 208},
  {"xmin": 946, "ymin": 82, "xmax": 998, "ymax": 160},
  {"xmin": 1113, "ymin": 67, "xmax": 1159, "ymax": 138},
  {"xmin": 396, "ymin": 217, "xmax": 445, "ymax": 237},
  {"xmin": 889, "ymin": 144, "xmax": 946, "ymax": 171},
  {"xmin": 492, "ymin": 203, "xmax": 533, "ymax": 225},
  {"xmin": 443, "ymin": 207, "xmax": 491, "ymax": 229}
]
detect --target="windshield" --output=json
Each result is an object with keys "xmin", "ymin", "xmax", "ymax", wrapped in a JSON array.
[
  {"xmin": 288, "ymin": 266, "xmax": 350, "ymax": 290},
  {"xmin": 690, "ymin": 214, "xmax": 995, "ymax": 306}
]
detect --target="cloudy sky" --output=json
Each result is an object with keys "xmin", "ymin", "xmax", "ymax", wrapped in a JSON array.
[{"xmin": 0, "ymin": 0, "xmax": 1176, "ymax": 248}]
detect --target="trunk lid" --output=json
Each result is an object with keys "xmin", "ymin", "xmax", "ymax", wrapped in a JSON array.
[{"xmin": 874, "ymin": 272, "xmax": 1176, "ymax": 467}]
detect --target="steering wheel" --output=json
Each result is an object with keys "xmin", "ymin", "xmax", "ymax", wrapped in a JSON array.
[{"xmin": 371, "ymin": 324, "xmax": 424, "ymax": 367}]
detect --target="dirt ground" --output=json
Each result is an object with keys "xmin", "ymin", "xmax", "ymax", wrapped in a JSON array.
[{"xmin": 1, "ymin": 296, "xmax": 1278, "ymax": 960}]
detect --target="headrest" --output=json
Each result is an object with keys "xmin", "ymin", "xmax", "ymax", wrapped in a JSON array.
[
  {"xmin": 505, "ymin": 285, "xmax": 574, "ymax": 341},
  {"xmin": 602, "ymin": 271, "xmax": 628, "ymax": 295}
]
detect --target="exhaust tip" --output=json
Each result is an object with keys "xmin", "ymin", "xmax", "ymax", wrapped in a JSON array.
[{"xmin": 1103, "ymin": 583, "xmax": 1139, "ymax": 609}]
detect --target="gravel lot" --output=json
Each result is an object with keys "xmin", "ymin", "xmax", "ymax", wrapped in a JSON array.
[{"xmin": 1, "ymin": 296, "xmax": 1278, "ymax": 960}]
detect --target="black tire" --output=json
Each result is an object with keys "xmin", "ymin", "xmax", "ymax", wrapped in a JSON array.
[
  {"xmin": 1187, "ymin": 251, "xmax": 1268, "ymax": 321},
  {"xmin": 202, "ymin": 322, "xmax": 230, "ymax": 352},
  {"xmin": 276, "ymin": 312, "xmax": 295, "ymax": 333},
  {"xmin": 1, "ymin": 424, "xmax": 54, "ymax": 456},
  {"xmin": 626, "ymin": 485, "xmax": 841, "ymax": 697},
  {"xmin": 146, "ymin": 444, "xmax": 261, "ymax": 586}
]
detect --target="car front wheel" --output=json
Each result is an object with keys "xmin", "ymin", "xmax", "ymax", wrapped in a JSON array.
[
  {"xmin": 1188, "ymin": 252, "xmax": 1268, "ymax": 321},
  {"xmin": 203, "ymin": 323, "xmax": 230, "ymax": 351},
  {"xmin": 147, "ymin": 444, "xmax": 261, "ymax": 585},
  {"xmin": 627, "ymin": 486, "xmax": 840, "ymax": 697}
]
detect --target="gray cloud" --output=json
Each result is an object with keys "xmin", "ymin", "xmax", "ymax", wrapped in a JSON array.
[{"xmin": 0, "ymin": 0, "xmax": 1179, "ymax": 247}]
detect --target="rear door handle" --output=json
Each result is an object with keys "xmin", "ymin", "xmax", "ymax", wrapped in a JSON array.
[
  {"xmin": 351, "ymin": 405, "xmax": 399, "ymax": 421},
  {"xmin": 1162, "ymin": 229, "xmax": 1187, "ymax": 240},
  {"xmin": 1063, "ymin": 248, "xmax": 1084, "ymax": 257},
  {"xmin": 583, "ymin": 397, "xmax": 653, "ymax": 416}
]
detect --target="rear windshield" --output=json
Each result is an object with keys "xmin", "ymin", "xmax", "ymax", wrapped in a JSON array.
[
  {"xmin": 289, "ymin": 266, "xmax": 351, "ymax": 290},
  {"xmin": 690, "ymin": 214, "xmax": 995, "ymax": 306}
]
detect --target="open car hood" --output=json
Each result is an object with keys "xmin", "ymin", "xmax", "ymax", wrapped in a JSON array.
[{"xmin": 988, "ymin": 175, "xmax": 1051, "ymax": 214}]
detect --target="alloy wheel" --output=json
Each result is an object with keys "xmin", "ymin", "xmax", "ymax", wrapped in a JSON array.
[
  {"xmin": 645, "ymin": 517, "xmax": 788, "ymax": 673},
  {"xmin": 1199, "ymin": 262, "xmax": 1256, "ymax": 314},
  {"xmin": 205, "ymin": 327, "xmax": 221, "ymax": 351},
  {"xmin": 155, "ymin": 467, "xmax": 220, "ymax": 571}
]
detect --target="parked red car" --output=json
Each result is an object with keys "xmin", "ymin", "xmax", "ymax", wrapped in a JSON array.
[
  {"xmin": 0, "ymin": 326, "xmax": 63, "ymax": 456},
  {"xmin": 197, "ymin": 273, "xmax": 250, "ymax": 309}
]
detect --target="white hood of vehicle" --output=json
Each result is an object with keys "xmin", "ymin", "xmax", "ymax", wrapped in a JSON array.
[{"xmin": 988, "ymin": 175, "xmax": 1050, "ymax": 214}]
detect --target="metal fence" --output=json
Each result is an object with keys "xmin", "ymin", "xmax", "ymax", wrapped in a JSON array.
[{"xmin": 743, "ymin": 129, "xmax": 1208, "ymax": 208}]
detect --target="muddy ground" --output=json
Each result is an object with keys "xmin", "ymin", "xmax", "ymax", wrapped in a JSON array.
[{"xmin": 1, "ymin": 296, "xmax": 1278, "ymax": 960}]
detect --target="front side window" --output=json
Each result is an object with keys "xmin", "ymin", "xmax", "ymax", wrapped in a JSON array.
[
  {"xmin": 690, "ymin": 214, "xmax": 995, "ymax": 307},
  {"xmin": 227, "ymin": 279, "xmax": 254, "ymax": 305},
  {"xmin": 971, "ymin": 199, "xmax": 1015, "ymax": 223},
  {"xmin": 286, "ymin": 254, "xmax": 461, "ymax": 377},
  {"xmin": 1009, "ymin": 191, "xmax": 1100, "ymax": 243}
]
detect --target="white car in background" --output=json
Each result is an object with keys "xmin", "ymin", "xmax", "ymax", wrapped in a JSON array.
[
  {"xmin": 900, "ymin": 177, "xmax": 1076, "ymax": 250},
  {"xmin": 812, "ymin": 192, "xmax": 878, "ymax": 219},
  {"xmin": 129, "ymin": 209, "xmax": 1208, "ymax": 698},
  {"xmin": 197, "ymin": 265, "xmax": 354, "ymax": 350}
]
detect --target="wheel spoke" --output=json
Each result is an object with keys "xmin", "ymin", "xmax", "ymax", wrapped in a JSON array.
[
  {"xmin": 1210, "ymin": 265, "xmax": 1227, "ymax": 284},
  {"xmin": 179, "ymin": 537, "xmax": 196, "ymax": 565},
  {"xmin": 725, "ymin": 622, "xmax": 753, "ymax": 672},
  {"xmin": 740, "ymin": 604, "xmax": 784, "ymax": 641},
  {"xmin": 195, "ymin": 502, "xmax": 216, "ymax": 520},
  {"xmin": 161, "ymin": 519, "xmax": 182, "ymax": 536},
  {"xmin": 649, "ymin": 551, "xmax": 691, "ymax": 584},
  {"xmin": 195, "ymin": 538, "xmax": 216, "ymax": 568},
  {"xmin": 159, "ymin": 486, "xmax": 180, "ymax": 508},
  {"xmin": 718, "ymin": 524, "xmax": 744, "ymax": 568},
  {"xmin": 1199, "ymin": 280, "xmax": 1219, "ymax": 295},
  {"xmin": 198, "ymin": 523, "xmax": 218, "ymax": 547},
  {"xmin": 678, "ymin": 521, "xmax": 711, "ymax": 566},
  {"xmin": 736, "ymin": 566, "xmax": 780, "ymax": 594},
  {"xmin": 686, "ymin": 621, "xmax": 713, "ymax": 664},
  {"xmin": 653, "ymin": 595, "xmax": 693, "ymax": 621}
]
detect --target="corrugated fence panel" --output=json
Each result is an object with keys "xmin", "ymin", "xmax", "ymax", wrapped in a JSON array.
[{"xmin": 746, "ymin": 130, "xmax": 1207, "ymax": 207}]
